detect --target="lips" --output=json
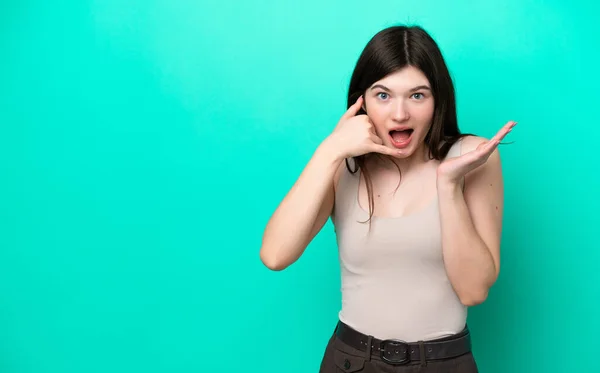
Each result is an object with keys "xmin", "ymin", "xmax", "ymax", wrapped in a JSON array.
[{"xmin": 388, "ymin": 128, "xmax": 413, "ymax": 149}]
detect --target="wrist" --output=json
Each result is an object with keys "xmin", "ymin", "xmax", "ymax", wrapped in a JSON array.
[
  {"xmin": 316, "ymin": 137, "xmax": 346, "ymax": 164},
  {"xmin": 436, "ymin": 176, "xmax": 463, "ymax": 195}
]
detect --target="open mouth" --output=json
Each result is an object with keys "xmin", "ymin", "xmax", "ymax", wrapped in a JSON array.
[{"xmin": 389, "ymin": 129, "xmax": 414, "ymax": 147}]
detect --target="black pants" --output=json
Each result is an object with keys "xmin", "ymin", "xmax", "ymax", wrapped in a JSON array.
[{"xmin": 318, "ymin": 323, "xmax": 479, "ymax": 373}]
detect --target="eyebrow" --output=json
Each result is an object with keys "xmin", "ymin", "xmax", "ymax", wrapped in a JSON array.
[{"xmin": 370, "ymin": 84, "xmax": 431, "ymax": 92}]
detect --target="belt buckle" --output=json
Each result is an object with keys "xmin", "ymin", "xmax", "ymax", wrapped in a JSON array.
[{"xmin": 380, "ymin": 339, "xmax": 410, "ymax": 365}]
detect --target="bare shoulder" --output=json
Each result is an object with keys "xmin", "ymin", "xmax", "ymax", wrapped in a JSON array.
[
  {"xmin": 461, "ymin": 135, "xmax": 502, "ymax": 175},
  {"xmin": 459, "ymin": 135, "xmax": 494, "ymax": 155},
  {"xmin": 457, "ymin": 136, "xmax": 504, "ymax": 200}
]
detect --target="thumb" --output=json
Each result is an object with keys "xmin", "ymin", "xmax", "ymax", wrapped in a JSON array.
[{"xmin": 342, "ymin": 95, "xmax": 364, "ymax": 119}]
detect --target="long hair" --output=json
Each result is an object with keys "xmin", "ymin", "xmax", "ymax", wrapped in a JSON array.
[{"xmin": 346, "ymin": 25, "xmax": 471, "ymax": 224}]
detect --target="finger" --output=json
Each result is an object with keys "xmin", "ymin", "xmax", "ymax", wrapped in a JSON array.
[
  {"xmin": 371, "ymin": 144, "xmax": 398, "ymax": 156},
  {"xmin": 479, "ymin": 141, "xmax": 499, "ymax": 159},
  {"xmin": 490, "ymin": 120, "xmax": 517, "ymax": 144},
  {"xmin": 482, "ymin": 120, "xmax": 517, "ymax": 154},
  {"xmin": 342, "ymin": 95, "xmax": 364, "ymax": 119},
  {"xmin": 369, "ymin": 134, "xmax": 383, "ymax": 145},
  {"xmin": 366, "ymin": 123, "xmax": 376, "ymax": 134}
]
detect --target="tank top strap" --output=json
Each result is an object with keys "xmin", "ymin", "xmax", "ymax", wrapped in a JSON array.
[
  {"xmin": 332, "ymin": 158, "xmax": 360, "ymax": 226},
  {"xmin": 445, "ymin": 137, "xmax": 464, "ymax": 159}
]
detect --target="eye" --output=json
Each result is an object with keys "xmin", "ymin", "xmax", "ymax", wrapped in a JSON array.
[
  {"xmin": 376, "ymin": 92, "xmax": 389, "ymax": 100},
  {"xmin": 411, "ymin": 92, "xmax": 425, "ymax": 100}
]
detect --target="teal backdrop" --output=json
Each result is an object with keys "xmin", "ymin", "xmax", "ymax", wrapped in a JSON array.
[{"xmin": 1, "ymin": 1, "xmax": 599, "ymax": 372}]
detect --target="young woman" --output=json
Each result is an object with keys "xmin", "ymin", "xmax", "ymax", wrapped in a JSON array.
[{"xmin": 260, "ymin": 25, "xmax": 515, "ymax": 372}]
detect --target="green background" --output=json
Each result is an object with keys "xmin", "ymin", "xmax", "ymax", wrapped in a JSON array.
[{"xmin": 1, "ymin": 1, "xmax": 598, "ymax": 372}]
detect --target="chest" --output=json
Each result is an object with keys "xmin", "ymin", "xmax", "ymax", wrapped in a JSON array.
[
  {"xmin": 335, "ymin": 204, "xmax": 443, "ymax": 273},
  {"xmin": 333, "ymin": 161, "xmax": 445, "ymax": 272},
  {"xmin": 357, "ymin": 163, "xmax": 439, "ymax": 219}
]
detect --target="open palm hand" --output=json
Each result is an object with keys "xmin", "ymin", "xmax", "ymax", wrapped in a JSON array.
[{"xmin": 437, "ymin": 121, "xmax": 517, "ymax": 184}]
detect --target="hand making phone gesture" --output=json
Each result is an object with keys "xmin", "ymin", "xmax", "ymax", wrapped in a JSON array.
[{"xmin": 324, "ymin": 96, "xmax": 402, "ymax": 159}]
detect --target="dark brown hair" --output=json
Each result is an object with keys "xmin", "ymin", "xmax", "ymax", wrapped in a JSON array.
[{"xmin": 346, "ymin": 25, "xmax": 471, "ymax": 223}]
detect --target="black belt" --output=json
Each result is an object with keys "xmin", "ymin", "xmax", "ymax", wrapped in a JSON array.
[{"xmin": 335, "ymin": 321, "xmax": 472, "ymax": 365}]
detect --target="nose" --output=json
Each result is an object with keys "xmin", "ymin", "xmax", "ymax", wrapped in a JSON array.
[{"xmin": 393, "ymin": 100, "xmax": 410, "ymax": 121}]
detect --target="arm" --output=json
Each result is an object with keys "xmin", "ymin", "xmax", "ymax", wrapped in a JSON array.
[
  {"xmin": 437, "ymin": 135, "xmax": 504, "ymax": 306},
  {"xmin": 259, "ymin": 142, "xmax": 344, "ymax": 271},
  {"xmin": 259, "ymin": 95, "xmax": 401, "ymax": 271}
]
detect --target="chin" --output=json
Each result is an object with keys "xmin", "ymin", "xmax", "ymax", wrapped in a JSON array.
[
  {"xmin": 390, "ymin": 147, "xmax": 415, "ymax": 158},
  {"xmin": 385, "ymin": 136, "xmax": 426, "ymax": 160}
]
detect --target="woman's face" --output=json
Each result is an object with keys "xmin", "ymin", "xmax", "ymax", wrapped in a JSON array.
[{"xmin": 363, "ymin": 66, "xmax": 435, "ymax": 158}]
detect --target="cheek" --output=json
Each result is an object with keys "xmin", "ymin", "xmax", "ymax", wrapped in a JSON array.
[
  {"xmin": 364, "ymin": 104, "xmax": 386, "ymax": 126},
  {"xmin": 365, "ymin": 100, "xmax": 383, "ymax": 115},
  {"xmin": 413, "ymin": 103, "xmax": 435, "ymax": 123}
]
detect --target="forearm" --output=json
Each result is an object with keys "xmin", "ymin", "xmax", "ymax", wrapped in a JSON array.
[
  {"xmin": 260, "ymin": 142, "xmax": 343, "ymax": 270},
  {"xmin": 437, "ymin": 180, "xmax": 498, "ymax": 306}
]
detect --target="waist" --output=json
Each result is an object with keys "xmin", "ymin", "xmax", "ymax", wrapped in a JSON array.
[{"xmin": 339, "ymin": 289, "xmax": 467, "ymax": 341}]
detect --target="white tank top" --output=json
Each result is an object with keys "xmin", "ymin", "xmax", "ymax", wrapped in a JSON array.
[{"xmin": 331, "ymin": 140, "xmax": 467, "ymax": 342}]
